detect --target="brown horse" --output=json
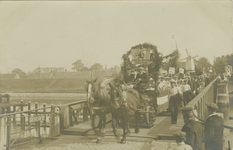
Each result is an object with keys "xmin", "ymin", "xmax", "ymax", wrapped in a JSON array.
[
  {"xmin": 85, "ymin": 78, "xmax": 111, "ymax": 143},
  {"xmin": 109, "ymin": 83, "xmax": 140, "ymax": 144}
]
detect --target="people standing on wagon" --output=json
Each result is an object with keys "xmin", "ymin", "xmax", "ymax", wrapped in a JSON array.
[
  {"xmin": 181, "ymin": 107, "xmax": 204, "ymax": 150},
  {"xmin": 134, "ymin": 66, "xmax": 149, "ymax": 94},
  {"xmin": 204, "ymin": 103, "xmax": 224, "ymax": 150},
  {"xmin": 158, "ymin": 76, "xmax": 167, "ymax": 91},
  {"xmin": 168, "ymin": 79, "xmax": 183, "ymax": 124},
  {"xmin": 123, "ymin": 66, "xmax": 135, "ymax": 84}
]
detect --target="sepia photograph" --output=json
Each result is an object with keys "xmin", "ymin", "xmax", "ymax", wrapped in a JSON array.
[{"xmin": 0, "ymin": 1, "xmax": 233, "ymax": 150}]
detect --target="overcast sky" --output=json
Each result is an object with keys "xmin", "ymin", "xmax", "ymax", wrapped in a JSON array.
[{"xmin": 0, "ymin": 1, "xmax": 232, "ymax": 73}]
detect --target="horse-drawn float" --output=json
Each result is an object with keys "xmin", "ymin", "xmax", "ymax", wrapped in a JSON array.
[{"xmin": 84, "ymin": 45, "xmax": 169, "ymax": 144}]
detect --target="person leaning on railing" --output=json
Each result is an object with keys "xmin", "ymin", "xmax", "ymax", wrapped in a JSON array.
[{"xmin": 204, "ymin": 102, "xmax": 224, "ymax": 150}]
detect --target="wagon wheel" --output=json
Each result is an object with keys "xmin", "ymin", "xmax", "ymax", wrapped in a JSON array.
[{"xmin": 145, "ymin": 106, "xmax": 155, "ymax": 128}]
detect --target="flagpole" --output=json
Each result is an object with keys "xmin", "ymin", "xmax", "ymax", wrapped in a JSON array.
[{"xmin": 172, "ymin": 35, "xmax": 179, "ymax": 51}]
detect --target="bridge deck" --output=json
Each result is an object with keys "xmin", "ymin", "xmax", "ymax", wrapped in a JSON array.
[
  {"xmin": 11, "ymin": 113, "xmax": 181, "ymax": 150},
  {"xmin": 9, "ymin": 81, "xmax": 233, "ymax": 150}
]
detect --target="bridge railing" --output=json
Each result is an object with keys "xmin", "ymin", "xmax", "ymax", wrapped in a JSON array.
[
  {"xmin": 59, "ymin": 100, "xmax": 89, "ymax": 132},
  {"xmin": 186, "ymin": 77, "xmax": 219, "ymax": 121},
  {"xmin": 0, "ymin": 95, "xmax": 60, "ymax": 150}
]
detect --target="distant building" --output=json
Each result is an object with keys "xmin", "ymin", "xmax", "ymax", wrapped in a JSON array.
[
  {"xmin": 33, "ymin": 67, "xmax": 65, "ymax": 73},
  {"xmin": 0, "ymin": 73, "xmax": 20, "ymax": 79},
  {"xmin": 54, "ymin": 71, "xmax": 91, "ymax": 78}
]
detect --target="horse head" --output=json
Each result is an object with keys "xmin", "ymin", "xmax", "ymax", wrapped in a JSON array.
[
  {"xmin": 109, "ymin": 83, "xmax": 125, "ymax": 110},
  {"xmin": 85, "ymin": 78, "xmax": 98, "ymax": 104}
]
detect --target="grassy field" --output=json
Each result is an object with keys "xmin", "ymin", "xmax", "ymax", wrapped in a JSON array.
[
  {"xmin": 0, "ymin": 78, "xmax": 105, "ymax": 93},
  {"xmin": 9, "ymin": 93, "xmax": 86, "ymax": 106}
]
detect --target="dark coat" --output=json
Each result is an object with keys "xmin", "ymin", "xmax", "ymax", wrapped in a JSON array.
[
  {"xmin": 181, "ymin": 119, "xmax": 204, "ymax": 150},
  {"xmin": 124, "ymin": 74, "xmax": 135, "ymax": 84},
  {"xmin": 187, "ymin": 80, "xmax": 193, "ymax": 91},
  {"xmin": 135, "ymin": 72, "xmax": 149, "ymax": 83},
  {"xmin": 205, "ymin": 78, "xmax": 210, "ymax": 87},
  {"xmin": 192, "ymin": 81, "xmax": 200, "ymax": 92},
  {"xmin": 204, "ymin": 115, "xmax": 224, "ymax": 150}
]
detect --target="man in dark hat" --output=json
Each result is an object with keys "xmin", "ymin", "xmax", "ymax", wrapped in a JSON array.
[
  {"xmin": 173, "ymin": 131, "xmax": 193, "ymax": 150},
  {"xmin": 181, "ymin": 107, "xmax": 204, "ymax": 150},
  {"xmin": 134, "ymin": 66, "xmax": 149, "ymax": 93},
  {"xmin": 204, "ymin": 102, "xmax": 224, "ymax": 150},
  {"xmin": 123, "ymin": 66, "xmax": 135, "ymax": 84}
]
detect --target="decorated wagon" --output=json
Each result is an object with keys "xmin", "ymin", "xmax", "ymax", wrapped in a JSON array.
[{"xmin": 120, "ymin": 43, "xmax": 170, "ymax": 127}]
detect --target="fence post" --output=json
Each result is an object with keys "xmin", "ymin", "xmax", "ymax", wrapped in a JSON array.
[
  {"xmin": 50, "ymin": 104, "xmax": 55, "ymax": 139},
  {"xmin": 6, "ymin": 116, "xmax": 11, "ymax": 150},
  {"xmin": 20, "ymin": 100, "xmax": 24, "ymax": 126},
  {"xmin": 83, "ymin": 103, "xmax": 89, "ymax": 122},
  {"xmin": 43, "ymin": 103, "xmax": 46, "ymax": 135},
  {"xmin": 69, "ymin": 106, "xmax": 73, "ymax": 127},
  {"xmin": 21, "ymin": 115, "xmax": 25, "ymax": 131},
  {"xmin": 13, "ymin": 106, "xmax": 16, "ymax": 125},
  {"xmin": 38, "ymin": 121, "xmax": 41, "ymax": 144},
  {"xmin": 28, "ymin": 101, "xmax": 31, "ymax": 125}
]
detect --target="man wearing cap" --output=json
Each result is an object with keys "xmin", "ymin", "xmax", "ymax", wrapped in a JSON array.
[
  {"xmin": 173, "ymin": 131, "xmax": 193, "ymax": 150},
  {"xmin": 123, "ymin": 67, "xmax": 135, "ymax": 84},
  {"xmin": 134, "ymin": 66, "xmax": 149, "ymax": 93},
  {"xmin": 181, "ymin": 107, "xmax": 204, "ymax": 150},
  {"xmin": 204, "ymin": 102, "xmax": 224, "ymax": 150}
]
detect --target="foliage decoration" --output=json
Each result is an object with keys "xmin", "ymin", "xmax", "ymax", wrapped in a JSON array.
[
  {"xmin": 121, "ymin": 43, "xmax": 163, "ymax": 82},
  {"xmin": 162, "ymin": 50, "xmax": 180, "ymax": 71}
]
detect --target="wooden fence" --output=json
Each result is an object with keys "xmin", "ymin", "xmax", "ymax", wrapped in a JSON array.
[
  {"xmin": 0, "ymin": 94, "xmax": 60, "ymax": 150},
  {"xmin": 0, "ymin": 93, "xmax": 89, "ymax": 150}
]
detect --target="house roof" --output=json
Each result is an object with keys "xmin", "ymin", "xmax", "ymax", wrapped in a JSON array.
[{"xmin": 0, "ymin": 74, "xmax": 18, "ymax": 79}]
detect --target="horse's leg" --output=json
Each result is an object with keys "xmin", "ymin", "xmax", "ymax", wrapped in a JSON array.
[
  {"xmin": 135, "ymin": 110, "xmax": 140, "ymax": 133},
  {"xmin": 125, "ymin": 114, "xmax": 130, "ymax": 137},
  {"xmin": 91, "ymin": 114, "xmax": 95, "ymax": 130},
  {"xmin": 112, "ymin": 111, "xmax": 118, "ymax": 136},
  {"xmin": 101, "ymin": 112, "xmax": 106, "ymax": 137},
  {"xmin": 96, "ymin": 113, "xmax": 103, "ymax": 143},
  {"xmin": 120, "ymin": 116, "xmax": 127, "ymax": 144}
]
